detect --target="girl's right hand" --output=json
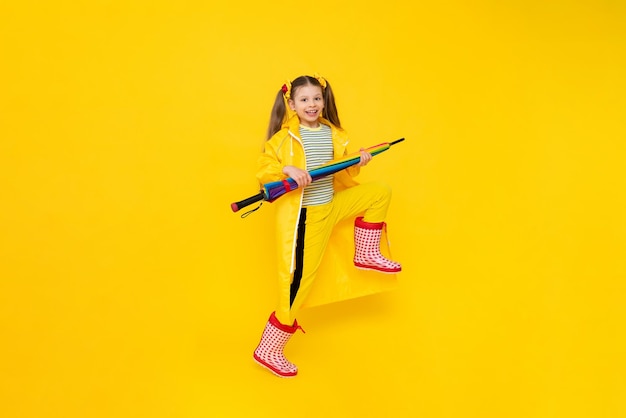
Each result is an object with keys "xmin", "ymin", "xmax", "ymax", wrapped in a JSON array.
[{"xmin": 283, "ymin": 165, "xmax": 312, "ymax": 188}]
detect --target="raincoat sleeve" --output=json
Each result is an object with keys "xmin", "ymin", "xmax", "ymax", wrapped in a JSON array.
[{"xmin": 256, "ymin": 137, "xmax": 288, "ymax": 186}]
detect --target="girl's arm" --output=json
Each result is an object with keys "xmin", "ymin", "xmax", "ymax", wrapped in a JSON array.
[
  {"xmin": 256, "ymin": 143, "xmax": 285, "ymax": 185},
  {"xmin": 345, "ymin": 148, "xmax": 372, "ymax": 177},
  {"xmin": 257, "ymin": 147, "xmax": 311, "ymax": 188},
  {"xmin": 256, "ymin": 137, "xmax": 312, "ymax": 186},
  {"xmin": 282, "ymin": 165, "xmax": 312, "ymax": 188}
]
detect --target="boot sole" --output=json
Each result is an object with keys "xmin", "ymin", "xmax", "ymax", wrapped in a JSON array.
[
  {"xmin": 253, "ymin": 354, "xmax": 298, "ymax": 378},
  {"xmin": 354, "ymin": 264, "xmax": 401, "ymax": 274}
]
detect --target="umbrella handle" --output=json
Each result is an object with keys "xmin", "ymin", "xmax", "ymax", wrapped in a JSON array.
[{"xmin": 231, "ymin": 190, "xmax": 265, "ymax": 212}]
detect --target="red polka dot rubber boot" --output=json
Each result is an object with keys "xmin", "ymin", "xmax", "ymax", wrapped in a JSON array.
[
  {"xmin": 253, "ymin": 311, "xmax": 304, "ymax": 378},
  {"xmin": 353, "ymin": 216, "xmax": 402, "ymax": 273}
]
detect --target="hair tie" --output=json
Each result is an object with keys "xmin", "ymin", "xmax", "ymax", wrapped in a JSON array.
[
  {"xmin": 313, "ymin": 73, "xmax": 327, "ymax": 89},
  {"xmin": 281, "ymin": 81, "xmax": 291, "ymax": 100}
]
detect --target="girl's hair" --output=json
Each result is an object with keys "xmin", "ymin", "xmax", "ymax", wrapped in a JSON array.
[{"xmin": 266, "ymin": 75, "xmax": 341, "ymax": 140}]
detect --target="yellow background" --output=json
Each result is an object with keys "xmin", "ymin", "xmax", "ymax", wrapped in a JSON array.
[{"xmin": 1, "ymin": 1, "xmax": 625, "ymax": 417}]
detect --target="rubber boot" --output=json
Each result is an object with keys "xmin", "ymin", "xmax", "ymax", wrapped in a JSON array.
[
  {"xmin": 353, "ymin": 216, "xmax": 402, "ymax": 273},
  {"xmin": 253, "ymin": 312, "xmax": 304, "ymax": 377}
]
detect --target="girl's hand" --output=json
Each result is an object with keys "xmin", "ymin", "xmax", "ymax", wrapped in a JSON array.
[
  {"xmin": 357, "ymin": 148, "xmax": 372, "ymax": 167},
  {"xmin": 283, "ymin": 165, "xmax": 312, "ymax": 187}
]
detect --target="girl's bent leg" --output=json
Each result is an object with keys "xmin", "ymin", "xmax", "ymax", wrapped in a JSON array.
[
  {"xmin": 331, "ymin": 180, "xmax": 392, "ymax": 224},
  {"xmin": 332, "ymin": 181, "xmax": 401, "ymax": 273}
]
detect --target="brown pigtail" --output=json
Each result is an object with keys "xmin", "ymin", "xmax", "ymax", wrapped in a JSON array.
[
  {"xmin": 267, "ymin": 90, "xmax": 287, "ymax": 140},
  {"xmin": 322, "ymin": 80, "xmax": 341, "ymax": 129}
]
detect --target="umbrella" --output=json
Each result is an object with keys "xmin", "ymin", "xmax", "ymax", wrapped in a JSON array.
[{"xmin": 231, "ymin": 138, "xmax": 405, "ymax": 213}]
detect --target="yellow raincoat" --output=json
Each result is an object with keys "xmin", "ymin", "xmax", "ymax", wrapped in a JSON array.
[{"xmin": 257, "ymin": 114, "xmax": 397, "ymax": 317}]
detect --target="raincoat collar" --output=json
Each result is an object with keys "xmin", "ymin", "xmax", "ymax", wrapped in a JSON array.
[{"xmin": 284, "ymin": 114, "xmax": 350, "ymax": 158}]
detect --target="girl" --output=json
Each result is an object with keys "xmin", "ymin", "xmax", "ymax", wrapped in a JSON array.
[{"xmin": 252, "ymin": 74, "xmax": 401, "ymax": 377}]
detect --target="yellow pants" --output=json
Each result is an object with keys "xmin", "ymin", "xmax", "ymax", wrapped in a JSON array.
[{"xmin": 276, "ymin": 181, "xmax": 392, "ymax": 325}]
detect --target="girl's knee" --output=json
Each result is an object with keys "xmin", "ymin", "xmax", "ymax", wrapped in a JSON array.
[
  {"xmin": 361, "ymin": 181, "xmax": 392, "ymax": 223},
  {"xmin": 370, "ymin": 180, "xmax": 392, "ymax": 200}
]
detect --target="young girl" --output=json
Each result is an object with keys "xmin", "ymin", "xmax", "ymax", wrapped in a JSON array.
[{"xmin": 253, "ymin": 74, "xmax": 402, "ymax": 377}]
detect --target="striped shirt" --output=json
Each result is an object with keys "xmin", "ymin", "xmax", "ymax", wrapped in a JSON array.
[{"xmin": 300, "ymin": 124, "xmax": 334, "ymax": 206}]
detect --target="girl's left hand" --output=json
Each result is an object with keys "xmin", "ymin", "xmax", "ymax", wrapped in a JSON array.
[{"xmin": 357, "ymin": 148, "xmax": 372, "ymax": 167}]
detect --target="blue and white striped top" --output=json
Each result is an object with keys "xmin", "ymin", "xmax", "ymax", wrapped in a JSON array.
[{"xmin": 300, "ymin": 124, "xmax": 334, "ymax": 206}]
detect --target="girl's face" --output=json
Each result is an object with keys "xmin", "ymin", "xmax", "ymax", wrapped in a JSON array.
[{"xmin": 289, "ymin": 84, "xmax": 324, "ymax": 128}]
